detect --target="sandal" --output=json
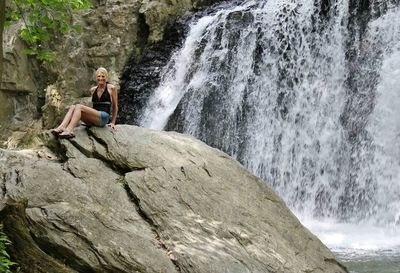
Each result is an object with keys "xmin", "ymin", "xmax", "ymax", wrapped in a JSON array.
[
  {"xmin": 58, "ymin": 131, "xmax": 75, "ymax": 139},
  {"xmin": 50, "ymin": 127, "xmax": 65, "ymax": 136}
]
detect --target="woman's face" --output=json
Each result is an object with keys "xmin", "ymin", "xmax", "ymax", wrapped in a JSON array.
[{"xmin": 96, "ymin": 72, "xmax": 107, "ymax": 85}]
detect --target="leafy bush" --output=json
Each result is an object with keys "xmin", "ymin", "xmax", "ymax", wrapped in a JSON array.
[
  {"xmin": 0, "ymin": 224, "xmax": 16, "ymax": 273},
  {"xmin": 5, "ymin": 0, "xmax": 92, "ymax": 61}
]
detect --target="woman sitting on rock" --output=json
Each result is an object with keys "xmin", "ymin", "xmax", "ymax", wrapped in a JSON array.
[{"xmin": 51, "ymin": 67, "xmax": 118, "ymax": 139}]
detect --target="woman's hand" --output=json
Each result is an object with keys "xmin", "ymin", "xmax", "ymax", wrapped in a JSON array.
[{"xmin": 107, "ymin": 123, "xmax": 116, "ymax": 130}]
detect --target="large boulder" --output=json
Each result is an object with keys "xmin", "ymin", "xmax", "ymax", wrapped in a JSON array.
[{"xmin": 0, "ymin": 125, "xmax": 347, "ymax": 273}]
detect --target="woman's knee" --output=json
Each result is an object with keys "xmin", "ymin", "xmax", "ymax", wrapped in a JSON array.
[{"xmin": 74, "ymin": 104, "xmax": 84, "ymax": 111}]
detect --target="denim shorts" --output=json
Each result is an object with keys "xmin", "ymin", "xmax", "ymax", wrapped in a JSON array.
[{"xmin": 99, "ymin": 111, "xmax": 110, "ymax": 127}]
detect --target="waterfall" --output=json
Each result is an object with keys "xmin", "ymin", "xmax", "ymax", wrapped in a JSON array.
[
  {"xmin": 138, "ymin": 0, "xmax": 400, "ymax": 226},
  {"xmin": 364, "ymin": 7, "xmax": 400, "ymax": 226}
]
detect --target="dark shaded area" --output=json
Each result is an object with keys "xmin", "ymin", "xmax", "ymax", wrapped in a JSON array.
[
  {"xmin": 118, "ymin": 18, "xmax": 187, "ymax": 125},
  {"xmin": 0, "ymin": 198, "xmax": 77, "ymax": 273},
  {"xmin": 319, "ymin": 0, "xmax": 331, "ymax": 17},
  {"xmin": 119, "ymin": 1, "xmax": 239, "ymax": 125},
  {"xmin": 0, "ymin": 194, "xmax": 145, "ymax": 273}
]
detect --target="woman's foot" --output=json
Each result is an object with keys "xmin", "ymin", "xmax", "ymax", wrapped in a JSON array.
[
  {"xmin": 50, "ymin": 127, "xmax": 65, "ymax": 136},
  {"xmin": 58, "ymin": 130, "xmax": 75, "ymax": 139}
]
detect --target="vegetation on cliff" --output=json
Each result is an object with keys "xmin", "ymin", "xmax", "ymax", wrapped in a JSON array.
[
  {"xmin": 0, "ymin": 0, "xmax": 92, "ymax": 82},
  {"xmin": 4, "ymin": 0, "xmax": 92, "ymax": 60},
  {"xmin": 0, "ymin": 224, "xmax": 16, "ymax": 273}
]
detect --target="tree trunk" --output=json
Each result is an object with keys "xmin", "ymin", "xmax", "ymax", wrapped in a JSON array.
[{"xmin": 0, "ymin": 0, "xmax": 6, "ymax": 87}]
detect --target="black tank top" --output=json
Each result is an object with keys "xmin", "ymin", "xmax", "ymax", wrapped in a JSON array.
[{"xmin": 92, "ymin": 84, "xmax": 111, "ymax": 114}]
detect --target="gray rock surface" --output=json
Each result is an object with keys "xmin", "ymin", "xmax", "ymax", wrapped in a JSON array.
[
  {"xmin": 0, "ymin": 0, "xmax": 224, "ymax": 147},
  {"xmin": 0, "ymin": 125, "xmax": 348, "ymax": 273},
  {"xmin": 0, "ymin": 22, "xmax": 41, "ymax": 146}
]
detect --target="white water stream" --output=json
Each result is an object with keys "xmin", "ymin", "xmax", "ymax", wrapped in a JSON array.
[{"xmin": 139, "ymin": 0, "xmax": 400, "ymax": 270}]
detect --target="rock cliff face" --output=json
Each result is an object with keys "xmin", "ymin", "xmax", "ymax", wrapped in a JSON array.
[
  {"xmin": 0, "ymin": 0, "xmax": 222, "ymax": 148},
  {"xmin": 0, "ymin": 125, "xmax": 347, "ymax": 273},
  {"xmin": 0, "ymin": 22, "xmax": 42, "ymax": 147}
]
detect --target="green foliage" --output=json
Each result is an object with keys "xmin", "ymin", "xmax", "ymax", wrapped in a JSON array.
[
  {"xmin": 0, "ymin": 224, "xmax": 16, "ymax": 273},
  {"xmin": 115, "ymin": 176, "xmax": 127, "ymax": 186},
  {"xmin": 5, "ymin": 0, "xmax": 92, "ymax": 61}
]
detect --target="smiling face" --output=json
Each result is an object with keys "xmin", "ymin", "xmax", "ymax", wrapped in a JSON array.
[
  {"xmin": 96, "ymin": 72, "xmax": 107, "ymax": 85},
  {"xmin": 95, "ymin": 67, "xmax": 108, "ymax": 86}
]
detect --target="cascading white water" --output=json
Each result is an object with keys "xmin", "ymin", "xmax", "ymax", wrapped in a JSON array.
[
  {"xmin": 140, "ymin": 0, "xmax": 400, "ymax": 240},
  {"xmin": 363, "ymin": 7, "xmax": 400, "ymax": 227}
]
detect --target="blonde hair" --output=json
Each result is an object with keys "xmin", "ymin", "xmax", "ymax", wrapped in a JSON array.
[{"xmin": 95, "ymin": 67, "xmax": 108, "ymax": 78}]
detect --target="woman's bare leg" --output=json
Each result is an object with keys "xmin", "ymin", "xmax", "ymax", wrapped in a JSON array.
[
  {"xmin": 62, "ymin": 104, "xmax": 101, "ymax": 134},
  {"xmin": 59, "ymin": 105, "xmax": 76, "ymax": 128},
  {"xmin": 52, "ymin": 105, "xmax": 75, "ymax": 132}
]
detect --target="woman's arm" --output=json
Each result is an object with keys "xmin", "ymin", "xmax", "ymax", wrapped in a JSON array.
[{"xmin": 108, "ymin": 84, "xmax": 118, "ymax": 129}]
